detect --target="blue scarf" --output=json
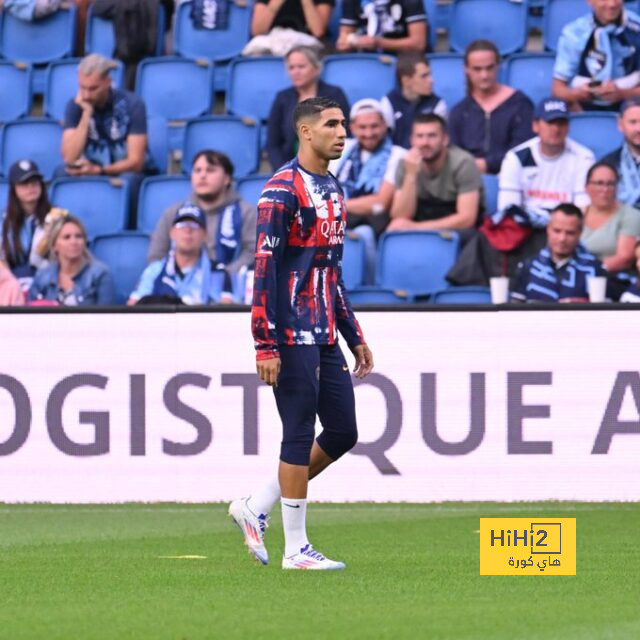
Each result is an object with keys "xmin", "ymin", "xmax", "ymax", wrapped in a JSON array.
[
  {"xmin": 216, "ymin": 201, "xmax": 243, "ymax": 266},
  {"xmin": 190, "ymin": 0, "xmax": 229, "ymax": 30},
  {"xmin": 335, "ymin": 137, "xmax": 393, "ymax": 199},
  {"xmin": 618, "ymin": 143, "xmax": 640, "ymax": 207},
  {"xmin": 152, "ymin": 246, "xmax": 214, "ymax": 304}
]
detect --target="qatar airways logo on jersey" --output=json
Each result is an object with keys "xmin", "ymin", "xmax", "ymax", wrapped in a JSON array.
[{"xmin": 320, "ymin": 219, "xmax": 346, "ymax": 245}]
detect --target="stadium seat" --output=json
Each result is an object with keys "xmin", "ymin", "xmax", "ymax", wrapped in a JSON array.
[
  {"xmin": 543, "ymin": 0, "xmax": 584, "ymax": 52},
  {"xmin": 91, "ymin": 232, "xmax": 150, "ymax": 304},
  {"xmin": 0, "ymin": 61, "xmax": 32, "ymax": 122},
  {"xmin": 427, "ymin": 54, "xmax": 465, "ymax": 111},
  {"xmin": 182, "ymin": 116, "xmax": 260, "ymax": 178},
  {"xmin": 0, "ymin": 118, "xmax": 63, "ymax": 181},
  {"xmin": 173, "ymin": 0, "xmax": 251, "ymax": 62},
  {"xmin": 342, "ymin": 232, "xmax": 366, "ymax": 290},
  {"xmin": 504, "ymin": 53, "xmax": 556, "ymax": 106},
  {"xmin": 226, "ymin": 57, "xmax": 289, "ymax": 122},
  {"xmin": 43, "ymin": 58, "xmax": 124, "ymax": 122},
  {"xmin": 569, "ymin": 113, "xmax": 623, "ymax": 160},
  {"xmin": 85, "ymin": 4, "xmax": 166, "ymax": 57},
  {"xmin": 137, "ymin": 175, "xmax": 191, "ymax": 234},
  {"xmin": 49, "ymin": 177, "xmax": 129, "ymax": 240},
  {"xmin": 0, "ymin": 179, "xmax": 8, "ymax": 208},
  {"xmin": 321, "ymin": 54, "xmax": 396, "ymax": 104},
  {"xmin": 431, "ymin": 286, "xmax": 492, "ymax": 304},
  {"xmin": 146, "ymin": 115, "xmax": 169, "ymax": 174},
  {"xmin": 236, "ymin": 174, "xmax": 270, "ymax": 207},
  {"xmin": 376, "ymin": 230, "xmax": 460, "ymax": 296},
  {"xmin": 347, "ymin": 287, "xmax": 411, "ymax": 304},
  {"xmin": 482, "ymin": 173, "xmax": 499, "ymax": 215},
  {"xmin": 0, "ymin": 6, "xmax": 76, "ymax": 94},
  {"xmin": 423, "ymin": 0, "xmax": 439, "ymax": 51},
  {"xmin": 449, "ymin": 0, "xmax": 528, "ymax": 55}
]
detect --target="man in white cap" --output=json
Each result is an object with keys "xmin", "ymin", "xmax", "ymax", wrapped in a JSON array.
[{"xmin": 328, "ymin": 98, "xmax": 406, "ymax": 283}]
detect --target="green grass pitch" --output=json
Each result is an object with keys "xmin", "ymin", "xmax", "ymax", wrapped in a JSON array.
[{"xmin": 1, "ymin": 502, "xmax": 638, "ymax": 639}]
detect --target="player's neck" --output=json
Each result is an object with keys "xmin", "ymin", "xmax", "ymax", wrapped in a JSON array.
[{"xmin": 297, "ymin": 149, "xmax": 329, "ymax": 176}]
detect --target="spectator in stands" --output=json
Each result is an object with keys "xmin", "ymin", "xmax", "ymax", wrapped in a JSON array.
[
  {"xmin": 0, "ymin": 160, "xmax": 51, "ymax": 291},
  {"xmin": 337, "ymin": 0, "xmax": 427, "ymax": 54},
  {"xmin": 266, "ymin": 46, "xmax": 349, "ymax": 170},
  {"xmin": 28, "ymin": 215, "xmax": 115, "ymax": 305},
  {"xmin": 512, "ymin": 203, "xmax": 606, "ymax": 303},
  {"xmin": 388, "ymin": 114, "xmax": 482, "ymax": 232},
  {"xmin": 552, "ymin": 0, "xmax": 640, "ymax": 111},
  {"xmin": 130, "ymin": 203, "xmax": 230, "ymax": 305},
  {"xmin": 250, "ymin": 0, "xmax": 334, "ymax": 42},
  {"xmin": 581, "ymin": 161, "xmax": 640, "ymax": 272},
  {"xmin": 601, "ymin": 98, "xmax": 640, "ymax": 208},
  {"xmin": 620, "ymin": 245, "xmax": 640, "ymax": 300},
  {"xmin": 380, "ymin": 52, "xmax": 447, "ymax": 149},
  {"xmin": 59, "ymin": 54, "xmax": 155, "ymax": 203},
  {"xmin": 148, "ymin": 150, "xmax": 256, "ymax": 282},
  {"xmin": 449, "ymin": 40, "xmax": 533, "ymax": 175},
  {"xmin": 328, "ymin": 98, "xmax": 406, "ymax": 282},
  {"xmin": 0, "ymin": 262, "xmax": 24, "ymax": 306}
]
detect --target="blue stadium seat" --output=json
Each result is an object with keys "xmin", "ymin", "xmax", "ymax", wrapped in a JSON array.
[
  {"xmin": 0, "ymin": 61, "xmax": 32, "ymax": 121},
  {"xmin": 85, "ymin": 4, "xmax": 166, "ymax": 56},
  {"xmin": 347, "ymin": 287, "xmax": 411, "ymax": 304},
  {"xmin": 236, "ymin": 174, "xmax": 270, "ymax": 207},
  {"xmin": 137, "ymin": 175, "xmax": 191, "ymax": 233},
  {"xmin": 376, "ymin": 230, "xmax": 460, "ymax": 296},
  {"xmin": 423, "ymin": 0, "xmax": 438, "ymax": 51},
  {"xmin": 226, "ymin": 57, "xmax": 289, "ymax": 122},
  {"xmin": 0, "ymin": 179, "xmax": 8, "ymax": 209},
  {"xmin": 342, "ymin": 232, "xmax": 366, "ymax": 290},
  {"xmin": 321, "ymin": 54, "xmax": 396, "ymax": 105},
  {"xmin": 449, "ymin": 0, "xmax": 528, "ymax": 55},
  {"xmin": 182, "ymin": 116, "xmax": 261, "ymax": 177},
  {"xmin": 173, "ymin": 0, "xmax": 251, "ymax": 62},
  {"xmin": 43, "ymin": 58, "xmax": 124, "ymax": 122},
  {"xmin": 482, "ymin": 173, "xmax": 499, "ymax": 216},
  {"xmin": 569, "ymin": 113, "xmax": 622, "ymax": 160},
  {"xmin": 543, "ymin": 0, "xmax": 584, "ymax": 52},
  {"xmin": 49, "ymin": 177, "xmax": 129, "ymax": 240},
  {"xmin": 504, "ymin": 53, "xmax": 556, "ymax": 106},
  {"xmin": 427, "ymin": 54, "xmax": 465, "ymax": 110},
  {"xmin": 431, "ymin": 286, "xmax": 492, "ymax": 304},
  {"xmin": 0, "ymin": 118, "xmax": 63, "ymax": 180},
  {"xmin": 146, "ymin": 115, "xmax": 169, "ymax": 174},
  {"xmin": 91, "ymin": 232, "xmax": 150, "ymax": 304}
]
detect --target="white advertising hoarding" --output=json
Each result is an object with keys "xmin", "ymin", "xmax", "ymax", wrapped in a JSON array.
[{"xmin": 0, "ymin": 310, "xmax": 639, "ymax": 502}]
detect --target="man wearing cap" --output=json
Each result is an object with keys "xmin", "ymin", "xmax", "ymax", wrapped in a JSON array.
[
  {"xmin": 552, "ymin": 0, "xmax": 640, "ymax": 111},
  {"xmin": 601, "ymin": 98, "xmax": 640, "ymax": 207},
  {"xmin": 328, "ymin": 98, "xmax": 406, "ymax": 282},
  {"xmin": 128, "ymin": 203, "xmax": 229, "ymax": 305}
]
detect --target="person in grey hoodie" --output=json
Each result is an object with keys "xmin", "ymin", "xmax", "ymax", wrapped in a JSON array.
[
  {"xmin": 448, "ymin": 39, "xmax": 533, "ymax": 175},
  {"xmin": 147, "ymin": 150, "xmax": 256, "ymax": 278}
]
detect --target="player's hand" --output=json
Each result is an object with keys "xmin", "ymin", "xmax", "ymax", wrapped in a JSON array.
[
  {"xmin": 257, "ymin": 356, "xmax": 281, "ymax": 386},
  {"xmin": 352, "ymin": 344, "xmax": 373, "ymax": 379}
]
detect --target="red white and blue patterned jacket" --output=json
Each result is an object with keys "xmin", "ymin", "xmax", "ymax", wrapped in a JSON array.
[{"xmin": 251, "ymin": 158, "xmax": 365, "ymax": 360}]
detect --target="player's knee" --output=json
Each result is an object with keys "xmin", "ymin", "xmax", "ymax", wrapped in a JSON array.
[
  {"xmin": 318, "ymin": 423, "xmax": 358, "ymax": 460},
  {"xmin": 280, "ymin": 429, "xmax": 315, "ymax": 466}
]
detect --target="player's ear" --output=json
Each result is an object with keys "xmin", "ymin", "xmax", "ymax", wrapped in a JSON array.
[{"xmin": 297, "ymin": 121, "xmax": 312, "ymax": 142}]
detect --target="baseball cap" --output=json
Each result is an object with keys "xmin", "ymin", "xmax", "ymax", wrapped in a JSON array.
[
  {"xmin": 9, "ymin": 159, "xmax": 42, "ymax": 184},
  {"xmin": 172, "ymin": 202, "xmax": 206, "ymax": 229},
  {"xmin": 350, "ymin": 98, "xmax": 394, "ymax": 128},
  {"xmin": 534, "ymin": 98, "xmax": 569, "ymax": 121}
]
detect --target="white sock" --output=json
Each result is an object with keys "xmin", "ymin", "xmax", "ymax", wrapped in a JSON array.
[
  {"xmin": 246, "ymin": 477, "xmax": 281, "ymax": 516},
  {"xmin": 281, "ymin": 497, "xmax": 309, "ymax": 557}
]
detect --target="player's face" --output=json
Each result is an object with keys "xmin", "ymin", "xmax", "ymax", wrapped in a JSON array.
[
  {"xmin": 307, "ymin": 108, "xmax": 347, "ymax": 160},
  {"xmin": 588, "ymin": 0, "xmax": 623, "ymax": 25},
  {"xmin": 406, "ymin": 62, "xmax": 433, "ymax": 97},
  {"xmin": 547, "ymin": 212, "xmax": 582, "ymax": 260},
  {"xmin": 170, "ymin": 222, "xmax": 206, "ymax": 255},
  {"xmin": 191, "ymin": 156, "xmax": 230, "ymax": 199},
  {"xmin": 350, "ymin": 111, "xmax": 388, "ymax": 151},
  {"xmin": 586, "ymin": 165, "xmax": 618, "ymax": 209},
  {"xmin": 410, "ymin": 122, "xmax": 448, "ymax": 162},
  {"xmin": 619, "ymin": 106, "xmax": 640, "ymax": 150},
  {"xmin": 78, "ymin": 71, "xmax": 111, "ymax": 106},
  {"xmin": 54, "ymin": 222, "xmax": 86, "ymax": 262},
  {"xmin": 533, "ymin": 118, "xmax": 569, "ymax": 148},
  {"xmin": 286, "ymin": 52, "xmax": 320, "ymax": 90},
  {"xmin": 465, "ymin": 50, "xmax": 499, "ymax": 94}
]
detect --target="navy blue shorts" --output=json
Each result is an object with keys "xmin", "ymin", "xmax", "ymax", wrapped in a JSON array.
[{"xmin": 273, "ymin": 343, "xmax": 358, "ymax": 466}]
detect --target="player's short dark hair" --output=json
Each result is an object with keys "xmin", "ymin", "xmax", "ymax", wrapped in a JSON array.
[
  {"xmin": 550, "ymin": 203, "xmax": 583, "ymax": 221},
  {"xmin": 412, "ymin": 113, "xmax": 447, "ymax": 133},
  {"xmin": 396, "ymin": 52, "xmax": 428, "ymax": 85},
  {"xmin": 192, "ymin": 149, "xmax": 234, "ymax": 177},
  {"xmin": 586, "ymin": 161, "xmax": 619, "ymax": 184},
  {"xmin": 293, "ymin": 97, "xmax": 343, "ymax": 128}
]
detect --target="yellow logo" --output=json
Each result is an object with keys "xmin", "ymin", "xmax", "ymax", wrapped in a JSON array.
[{"xmin": 480, "ymin": 518, "xmax": 576, "ymax": 575}]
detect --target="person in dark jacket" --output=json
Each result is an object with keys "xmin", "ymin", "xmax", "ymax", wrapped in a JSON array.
[
  {"xmin": 449, "ymin": 40, "xmax": 533, "ymax": 175},
  {"xmin": 266, "ymin": 46, "xmax": 349, "ymax": 170}
]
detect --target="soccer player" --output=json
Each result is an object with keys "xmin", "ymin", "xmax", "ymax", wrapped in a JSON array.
[{"xmin": 229, "ymin": 97, "xmax": 374, "ymax": 571}]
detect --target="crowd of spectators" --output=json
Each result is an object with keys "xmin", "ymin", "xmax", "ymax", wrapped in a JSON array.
[{"xmin": 3, "ymin": 0, "xmax": 640, "ymax": 306}]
